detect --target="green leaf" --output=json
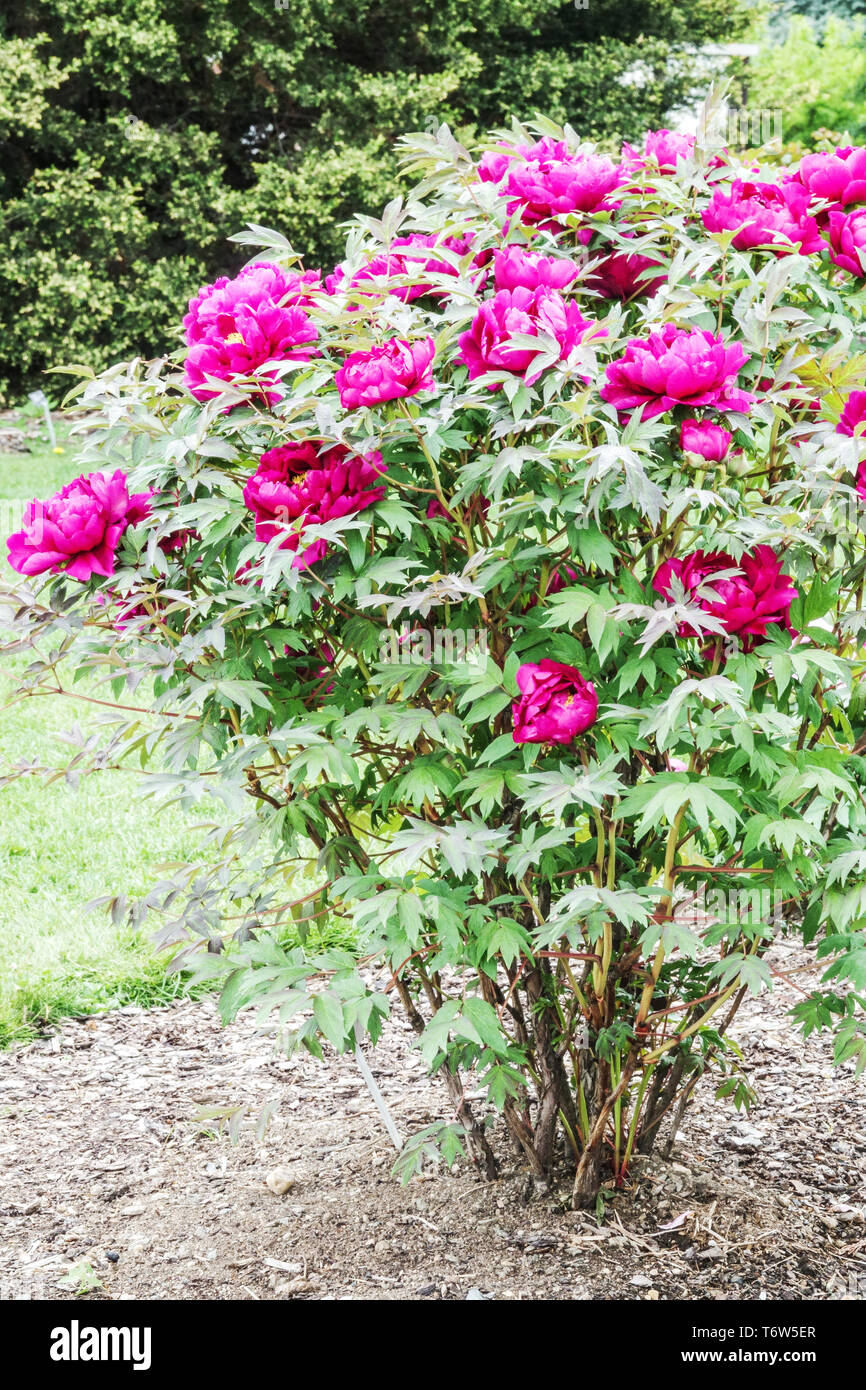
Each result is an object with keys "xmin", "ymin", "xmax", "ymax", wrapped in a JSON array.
[
  {"xmin": 789, "ymin": 577, "xmax": 839, "ymax": 630},
  {"xmin": 586, "ymin": 603, "xmax": 607, "ymax": 653},
  {"xmin": 572, "ymin": 525, "xmax": 617, "ymax": 573},
  {"xmin": 456, "ymin": 768, "xmax": 507, "ymax": 817},
  {"xmin": 460, "ymin": 998, "xmax": 511, "ymax": 1055},
  {"xmin": 477, "ymin": 732, "xmax": 519, "ymax": 766},
  {"xmin": 313, "ymin": 991, "xmax": 346, "ymax": 1049}
]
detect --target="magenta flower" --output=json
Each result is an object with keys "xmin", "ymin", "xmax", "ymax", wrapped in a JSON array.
[
  {"xmin": 478, "ymin": 149, "xmax": 514, "ymax": 185},
  {"xmin": 679, "ymin": 418, "xmax": 733, "ymax": 462},
  {"xmin": 837, "ymin": 390, "xmax": 866, "ymax": 439},
  {"xmin": 324, "ymin": 265, "xmax": 346, "ymax": 295},
  {"xmin": 477, "ymin": 137, "xmax": 570, "ymax": 184},
  {"xmin": 644, "ymin": 129, "xmax": 695, "ymax": 170},
  {"xmin": 836, "ymin": 390, "xmax": 866, "ymax": 499},
  {"xmin": 258, "ymin": 441, "xmax": 323, "ymax": 476},
  {"xmin": 757, "ymin": 375, "xmax": 819, "ymax": 415},
  {"xmin": 458, "ymin": 286, "xmax": 604, "ymax": 386},
  {"xmin": 523, "ymin": 563, "xmax": 580, "ymax": 612},
  {"xmin": 794, "ymin": 146, "xmax": 866, "ymax": 210},
  {"xmin": 426, "ymin": 495, "xmax": 490, "ymax": 527},
  {"xmin": 544, "ymin": 564, "xmax": 580, "ymax": 596},
  {"xmin": 184, "ymin": 263, "xmax": 320, "ymax": 344},
  {"xmin": 335, "ymin": 336, "xmax": 435, "ymax": 409},
  {"xmin": 505, "ymin": 153, "xmax": 623, "ymax": 227},
  {"xmin": 183, "ymin": 261, "xmax": 319, "ymax": 403},
  {"xmin": 653, "ymin": 547, "xmax": 797, "ymax": 649},
  {"xmin": 512, "ymin": 660, "xmax": 598, "ymax": 745},
  {"xmin": 97, "ymin": 588, "xmax": 165, "ymax": 634},
  {"xmin": 7, "ymin": 470, "xmax": 153, "ymax": 581},
  {"xmin": 287, "ymin": 640, "xmax": 336, "ymax": 694},
  {"xmin": 621, "ymin": 129, "xmax": 695, "ymax": 173},
  {"xmin": 702, "ymin": 180, "xmax": 823, "ymax": 255},
  {"xmin": 601, "ymin": 325, "xmax": 753, "ymax": 421},
  {"xmin": 587, "ymin": 247, "xmax": 665, "ymax": 301},
  {"xmin": 493, "ymin": 246, "xmax": 579, "ymax": 293},
  {"xmin": 827, "ymin": 207, "xmax": 866, "ymax": 277},
  {"xmin": 242, "ymin": 442, "xmax": 330, "ymax": 546},
  {"xmin": 158, "ymin": 527, "xmax": 198, "ymax": 555},
  {"xmin": 243, "ymin": 442, "xmax": 386, "ymax": 569},
  {"xmin": 338, "ymin": 234, "xmax": 470, "ymax": 303}
]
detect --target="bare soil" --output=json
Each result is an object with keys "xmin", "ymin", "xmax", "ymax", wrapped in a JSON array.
[{"xmin": 1, "ymin": 943, "xmax": 864, "ymax": 1301}]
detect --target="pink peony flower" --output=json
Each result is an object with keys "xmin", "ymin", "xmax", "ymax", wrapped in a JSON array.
[
  {"xmin": 652, "ymin": 547, "xmax": 797, "ymax": 649},
  {"xmin": 493, "ymin": 245, "xmax": 579, "ymax": 293},
  {"xmin": 505, "ymin": 153, "xmax": 624, "ymax": 227},
  {"xmin": 97, "ymin": 588, "xmax": 164, "ymax": 634},
  {"xmin": 523, "ymin": 563, "xmax": 580, "ymax": 611},
  {"xmin": 242, "ymin": 443, "xmax": 327, "ymax": 548},
  {"xmin": 338, "ymin": 234, "xmax": 471, "ymax": 303},
  {"xmin": 827, "ymin": 207, "xmax": 866, "ymax": 277},
  {"xmin": 478, "ymin": 149, "xmax": 514, "ymax": 185},
  {"xmin": 835, "ymin": 389, "xmax": 866, "ymax": 499},
  {"xmin": 512, "ymin": 660, "xmax": 598, "ymax": 745},
  {"xmin": 7, "ymin": 470, "xmax": 153, "ymax": 581},
  {"xmin": 324, "ymin": 264, "xmax": 346, "ymax": 296},
  {"xmin": 543, "ymin": 564, "xmax": 580, "ymax": 596},
  {"xmin": 477, "ymin": 137, "xmax": 570, "ymax": 184},
  {"xmin": 183, "ymin": 261, "xmax": 319, "ymax": 403},
  {"xmin": 601, "ymin": 324, "xmax": 753, "ymax": 421},
  {"xmin": 425, "ymin": 495, "xmax": 490, "ymax": 527},
  {"xmin": 587, "ymin": 247, "xmax": 665, "ymax": 301},
  {"xmin": 679, "ymin": 418, "xmax": 733, "ymax": 462},
  {"xmin": 837, "ymin": 389, "xmax": 866, "ymax": 439},
  {"xmin": 243, "ymin": 442, "xmax": 386, "ymax": 569},
  {"xmin": 702, "ymin": 180, "xmax": 823, "ymax": 255},
  {"xmin": 794, "ymin": 146, "xmax": 866, "ymax": 210},
  {"xmin": 335, "ymin": 336, "xmax": 435, "ymax": 409},
  {"xmin": 286, "ymin": 639, "xmax": 336, "ymax": 694},
  {"xmin": 184, "ymin": 263, "xmax": 320, "ymax": 344},
  {"xmin": 621, "ymin": 129, "xmax": 696, "ymax": 174},
  {"xmin": 158, "ymin": 528, "xmax": 198, "ymax": 555},
  {"xmin": 458, "ymin": 286, "xmax": 605, "ymax": 386},
  {"xmin": 757, "ymin": 375, "xmax": 819, "ymax": 415}
]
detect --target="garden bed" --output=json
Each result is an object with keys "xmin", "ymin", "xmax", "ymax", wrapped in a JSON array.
[{"xmin": 0, "ymin": 942, "xmax": 863, "ymax": 1302}]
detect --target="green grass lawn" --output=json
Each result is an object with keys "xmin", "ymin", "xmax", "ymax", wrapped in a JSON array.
[{"xmin": 0, "ymin": 422, "xmax": 214, "ymax": 1045}]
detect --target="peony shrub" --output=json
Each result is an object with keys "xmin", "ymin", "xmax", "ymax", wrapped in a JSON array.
[{"xmin": 6, "ymin": 118, "xmax": 866, "ymax": 1206}]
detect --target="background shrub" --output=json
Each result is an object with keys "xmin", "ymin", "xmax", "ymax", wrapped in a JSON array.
[{"xmin": 734, "ymin": 15, "xmax": 866, "ymax": 148}]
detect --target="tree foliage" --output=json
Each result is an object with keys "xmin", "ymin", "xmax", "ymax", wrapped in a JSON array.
[{"xmin": 737, "ymin": 15, "xmax": 866, "ymax": 149}]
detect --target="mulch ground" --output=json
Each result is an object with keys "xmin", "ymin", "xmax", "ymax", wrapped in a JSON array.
[{"xmin": 1, "ymin": 942, "xmax": 864, "ymax": 1301}]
